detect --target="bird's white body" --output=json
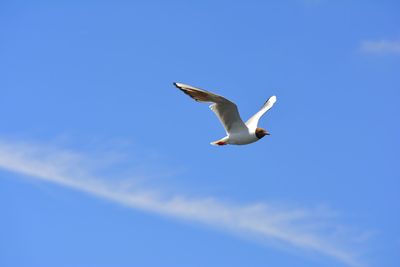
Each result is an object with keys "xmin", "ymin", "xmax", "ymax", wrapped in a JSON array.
[
  {"xmin": 221, "ymin": 131, "xmax": 258, "ymax": 145},
  {"xmin": 212, "ymin": 125, "xmax": 259, "ymax": 145},
  {"xmin": 174, "ymin": 82, "xmax": 277, "ymax": 146}
]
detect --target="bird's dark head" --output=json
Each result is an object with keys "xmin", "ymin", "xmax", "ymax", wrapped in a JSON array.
[{"xmin": 255, "ymin": 127, "xmax": 270, "ymax": 139}]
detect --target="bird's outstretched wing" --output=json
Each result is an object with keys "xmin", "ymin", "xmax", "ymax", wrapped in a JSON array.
[
  {"xmin": 174, "ymin": 82, "xmax": 247, "ymax": 134},
  {"xmin": 245, "ymin": 95, "xmax": 277, "ymax": 131}
]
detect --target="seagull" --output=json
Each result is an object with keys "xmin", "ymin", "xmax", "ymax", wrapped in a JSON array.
[{"xmin": 174, "ymin": 82, "xmax": 277, "ymax": 146}]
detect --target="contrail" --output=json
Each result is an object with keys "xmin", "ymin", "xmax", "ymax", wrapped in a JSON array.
[{"xmin": 0, "ymin": 140, "xmax": 364, "ymax": 267}]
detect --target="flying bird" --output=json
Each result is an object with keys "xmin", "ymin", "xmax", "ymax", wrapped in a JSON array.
[{"xmin": 174, "ymin": 82, "xmax": 277, "ymax": 146}]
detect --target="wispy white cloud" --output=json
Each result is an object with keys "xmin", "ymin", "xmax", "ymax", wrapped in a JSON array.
[
  {"xmin": 360, "ymin": 40, "xmax": 400, "ymax": 54},
  {"xmin": 0, "ymin": 139, "xmax": 365, "ymax": 267}
]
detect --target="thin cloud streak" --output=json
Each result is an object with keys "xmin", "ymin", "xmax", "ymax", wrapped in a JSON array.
[
  {"xmin": 0, "ymin": 140, "xmax": 363, "ymax": 267},
  {"xmin": 360, "ymin": 40, "xmax": 400, "ymax": 54}
]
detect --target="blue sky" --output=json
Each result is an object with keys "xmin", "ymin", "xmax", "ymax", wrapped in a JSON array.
[{"xmin": 1, "ymin": 1, "xmax": 399, "ymax": 267}]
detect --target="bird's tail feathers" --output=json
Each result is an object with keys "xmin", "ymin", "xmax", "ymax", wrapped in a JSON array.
[{"xmin": 210, "ymin": 137, "xmax": 228, "ymax": 146}]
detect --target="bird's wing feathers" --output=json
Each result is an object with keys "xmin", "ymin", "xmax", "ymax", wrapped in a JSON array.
[
  {"xmin": 208, "ymin": 103, "xmax": 248, "ymax": 134},
  {"xmin": 245, "ymin": 95, "xmax": 277, "ymax": 131},
  {"xmin": 174, "ymin": 82, "xmax": 247, "ymax": 134},
  {"xmin": 173, "ymin": 82, "xmax": 221, "ymax": 103}
]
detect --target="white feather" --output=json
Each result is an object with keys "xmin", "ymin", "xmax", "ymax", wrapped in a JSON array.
[{"xmin": 245, "ymin": 95, "xmax": 277, "ymax": 131}]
